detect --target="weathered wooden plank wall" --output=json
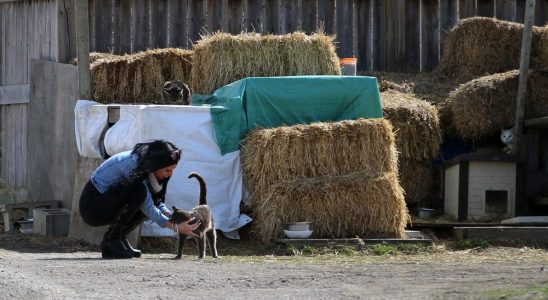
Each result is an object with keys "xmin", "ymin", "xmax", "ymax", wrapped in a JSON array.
[
  {"xmin": 0, "ymin": 104, "xmax": 27, "ymax": 198},
  {"xmin": 0, "ymin": 0, "xmax": 55, "ymax": 198},
  {"xmin": 87, "ymin": 0, "xmax": 548, "ymax": 72},
  {"xmin": 0, "ymin": 0, "xmax": 75, "ymax": 200},
  {"xmin": 28, "ymin": 60, "xmax": 79, "ymax": 209}
]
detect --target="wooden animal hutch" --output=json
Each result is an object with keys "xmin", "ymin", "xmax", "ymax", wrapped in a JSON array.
[{"xmin": 444, "ymin": 154, "xmax": 516, "ymax": 221}]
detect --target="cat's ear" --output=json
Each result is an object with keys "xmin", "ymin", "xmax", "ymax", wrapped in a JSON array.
[{"xmin": 172, "ymin": 205, "xmax": 177, "ymax": 211}]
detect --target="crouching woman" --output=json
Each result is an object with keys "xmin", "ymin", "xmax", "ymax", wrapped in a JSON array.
[{"xmin": 79, "ymin": 140, "xmax": 200, "ymax": 259}]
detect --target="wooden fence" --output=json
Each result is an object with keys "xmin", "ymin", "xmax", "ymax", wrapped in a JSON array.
[
  {"xmin": 0, "ymin": 0, "xmax": 65, "ymax": 199},
  {"xmin": 88, "ymin": 0, "xmax": 548, "ymax": 72}
]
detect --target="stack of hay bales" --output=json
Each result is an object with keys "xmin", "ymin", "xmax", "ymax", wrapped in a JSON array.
[
  {"xmin": 191, "ymin": 31, "xmax": 341, "ymax": 94},
  {"xmin": 361, "ymin": 71, "xmax": 465, "ymax": 136},
  {"xmin": 91, "ymin": 48, "xmax": 192, "ymax": 104},
  {"xmin": 241, "ymin": 119, "xmax": 409, "ymax": 242},
  {"xmin": 438, "ymin": 17, "xmax": 546, "ymax": 78},
  {"xmin": 381, "ymin": 90, "xmax": 442, "ymax": 205},
  {"xmin": 448, "ymin": 70, "xmax": 548, "ymax": 139},
  {"xmin": 440, "ymin": 18, "xmax": 548, "ymax": 140}
]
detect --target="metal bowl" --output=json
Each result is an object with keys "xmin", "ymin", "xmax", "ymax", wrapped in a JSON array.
[{"xmin": 418, "ymin": 208, "xmax": 436, "ymax": 219}]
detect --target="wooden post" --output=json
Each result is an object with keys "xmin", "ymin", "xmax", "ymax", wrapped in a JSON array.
[
  {"xmin": 514, "ymin": 0, "xmax": 536, "ymax": 216},
  {"xmin": 74, "ymin": 0, "xmax": 91, "ymax": 99},
  {"xmin": 70, "ymin": 0, "xmax": 91, "ymax": 237}
]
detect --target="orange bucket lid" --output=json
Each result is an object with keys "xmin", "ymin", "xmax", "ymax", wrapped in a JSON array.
[{"xmin": 339, "ymin": 57, "xmax": 357, "ymax": 65}]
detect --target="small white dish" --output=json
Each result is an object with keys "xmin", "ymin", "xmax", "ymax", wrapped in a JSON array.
[
  {"xmin": 284, "ymin": 229, "xmax": 313, "ymax": 239},
  {"xmin": 18, "ymin": 220, "xmax": 33, "ymax": 234},
  {"xmin": 286, "ymin": 222, "xmax": 312, "ymax": 231}
]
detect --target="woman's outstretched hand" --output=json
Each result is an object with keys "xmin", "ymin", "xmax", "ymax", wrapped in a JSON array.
[{"xmin": 177, "ymin": 217, "xmax": 201, "ymax": 237}]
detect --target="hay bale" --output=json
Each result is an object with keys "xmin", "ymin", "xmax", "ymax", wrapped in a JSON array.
[
  {"xmin": 241, "ymin": 118, "xmax": 398, "ymax": 197},
  {"xmin": 438, "ymin": 17, "xmax": 546, "ymax": 78},
  {"xmin": 540, "ymin": 25, "xmax": 548, "ymax": 70},
  {"xmin": 254, "ymin": 171, "xmax": 408, "ymax": 242},
  {"xmin": 399, "ymin": 159, "xmax": 432, "ymax": 205},
  {"xmin": 138, "ymin": 48, "xmax": 193, "ymax": 86},
  {"xmin": 191, "ymin": 31, "xmax": 341, "ymax": 94},
  {"xmin": 382, "ymin": 91, "xmax": 442, "ymax": 160},
  {"xmin": 89, "ymin": 52, "xmax": 120, "ymax": 64},
  {"xmin": 69, "ymin": 52, "xmax": 120, "ymax": 65},
  {"xmin": 361, "ymin": 71, "xmax": 465, "ymax": 105},
  {"xmin": 360, "ymin": 71, "xmax": 466, "ymax": 136},
  {"xmin": 91, "ymin": 48, "xmax": 192, "ymax": 104},
  {"xmin": 449, "ymin": 70, "xmax": 548, "ymax": 139}
]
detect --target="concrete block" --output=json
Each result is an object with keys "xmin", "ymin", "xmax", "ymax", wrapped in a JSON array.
[
  {"xmin": 33, "ymin": 208, "xmax": 71, "ymax": 237},
  {"xmin": 0, "ymin": 201, "xmax": 60, "ymax": 232}
]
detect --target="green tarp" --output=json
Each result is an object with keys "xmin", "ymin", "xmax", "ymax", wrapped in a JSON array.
[{"xmin": 193, "ymin": 76, "xmax": 383, "ymax": 154}]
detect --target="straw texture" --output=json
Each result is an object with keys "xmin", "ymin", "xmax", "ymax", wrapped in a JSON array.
[
  {"xmin": 191, "ymin": 31, "xmax": 341, "ymax": 94},
  {"xmin": 438, "ymin": 17, "xmax": 546, "ymax": 78},
  {"xmin": 382, "ymin": 90, "xmax": 442, "ymax": 161},
  {"xmin": 540, "ymin": 25, "xmax": 548, "ymax": 70},
  {"xmin": 398, "ymin": 159, "xmax": 433, "ymax": 204},
  {"xmin": 91, "ymin": 48, "xmax": 192, "ymax": 103},
  {"xmin": 241, "ymin": 119, "xmax": 409, "ymax": 242},
  {"xmin": 254, "ymin": 171, "xmax": 408, "ymax": 241},
  {"xmin": 242, "ymin": 118, "xmax": 398, "ymax": 196},
  {"xmin": 449, "ymin": 70, "xmax": 548, "ymax": 139}
]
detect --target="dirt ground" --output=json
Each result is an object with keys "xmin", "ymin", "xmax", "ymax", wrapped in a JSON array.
[{"xmin": 0, "ymin": 230, "xmax": 547, "ymax": 300}]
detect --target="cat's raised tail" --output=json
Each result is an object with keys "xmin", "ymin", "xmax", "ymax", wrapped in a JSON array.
[{"xmin": 188, "ymin": 172, "xmax": 207, "ymax": 206}]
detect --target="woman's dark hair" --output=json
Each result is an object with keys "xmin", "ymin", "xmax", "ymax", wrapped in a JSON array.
[{"xmin": 129, "ymin": 140, "xmax": 182, "ymax": 182}]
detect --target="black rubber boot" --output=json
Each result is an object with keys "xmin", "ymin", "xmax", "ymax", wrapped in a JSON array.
[
  {"xmin": 121, "ymin": 212, "xmax": 148, "ymax": 258},
  {"xmin": 101, "ymin": 231, "xmax": 113, "ymax": 259},
  {"xmin": 122, "ymin": 240, "xmax": 141, "ymax": 258},
  {"xmin": 104, "ymin": 205, "xmax": 138, "ymax": 259},
  {"xmin": 106, "ymin": 239, "xmax": 133, "ymax": 259}
]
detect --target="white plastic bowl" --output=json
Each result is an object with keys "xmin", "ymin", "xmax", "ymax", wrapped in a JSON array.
[
  {"xmin": 286, "ymin": 222, "xmax": 312, "ymax": 231},
  {"xmin": 284, "ymin": 229, "xmax": 313, "ymax": 239},
  {"xmin": 18, "ymin": 220, "xmax": 33, "ymax": 234}
]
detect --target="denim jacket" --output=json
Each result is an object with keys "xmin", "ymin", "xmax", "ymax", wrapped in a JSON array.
[{"xmin": 90, "ymin": 150, "xmax": 171, "ymax": 227}]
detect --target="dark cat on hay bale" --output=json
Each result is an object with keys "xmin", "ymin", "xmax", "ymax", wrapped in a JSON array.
[{"xmin": 161, "ymin": 80, "xmax": 192, "ymax": 105}]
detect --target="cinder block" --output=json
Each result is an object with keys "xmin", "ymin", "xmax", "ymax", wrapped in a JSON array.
[
  {"xmin": 0, "ymin": 201, "xmax": 60, "ymax": 232},
  {"xmin": 33, "ymin": 208, "xmax": 71, "ymax": 237}
]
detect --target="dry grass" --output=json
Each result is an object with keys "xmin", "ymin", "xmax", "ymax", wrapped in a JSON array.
[
  {"xmin": 360, "ymin": 71, "xmax": 467, "ymax": 135},
  {"xmin": 382, "ymin": 90, "xmax": 442, "ymax": 161},
  {"xmin": 361, "ymin": 71, "xmax": 466, "ymax": 106},
  {"xmin": 253, "ymin": 171, "xmax": 408, "ymax": 242},
  {"xmin": 69, "ymin": 52, "xmax": 121, "ymax": 65},
  {"xmin": 399, "ymin": 159, "xmax": 433, "ymax": 204},
  {"xmin": 191, "ymin": 31, "xmax": 341, "ymax": 94},
  {"xmin": 241, "ymin": 119, "xmax": 408, "ymax": 242},
  {"xmin": 448, "ymin": 70, "xmax": 548, "ymax": 139},
  {"xmin": 541, "ymin": 26, "xmax": 548, "ymax": 70},
  {"xmin": 91, "ymin": 48, "xmax": 192, "ymax": 104},
  {"xmin": 437, "ymin": 17, "xmax": 547, "ymax": 78},
  {"xmin": 241, "ymin": 118, "xmax": 398, "ymax": 197}
]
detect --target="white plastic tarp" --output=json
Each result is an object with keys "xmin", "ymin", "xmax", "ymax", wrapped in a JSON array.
[
  {"xmin": 74, "ymin": 100, "xmax": 108, "ymax": 158},
  {"xmin": 75, "ymin": 100, "xmax": 251, "ymax": 237}
]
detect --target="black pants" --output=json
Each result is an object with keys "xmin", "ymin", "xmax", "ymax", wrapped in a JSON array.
[{"xmin": 79, "ymin": 180, "xmax": 148, "ymax": 228}]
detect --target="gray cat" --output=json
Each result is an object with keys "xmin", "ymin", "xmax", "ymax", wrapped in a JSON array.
[
  {"xmin": 161, "ymin": 80, "xmax": 192, "ymax": 105},
  {"xmin": 500, "ymin": 127, "xmax": 514, "ymax": 154},
  {"xmin": 170, "ymin": 172, "xmax": 218, "ymax": 259}
]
